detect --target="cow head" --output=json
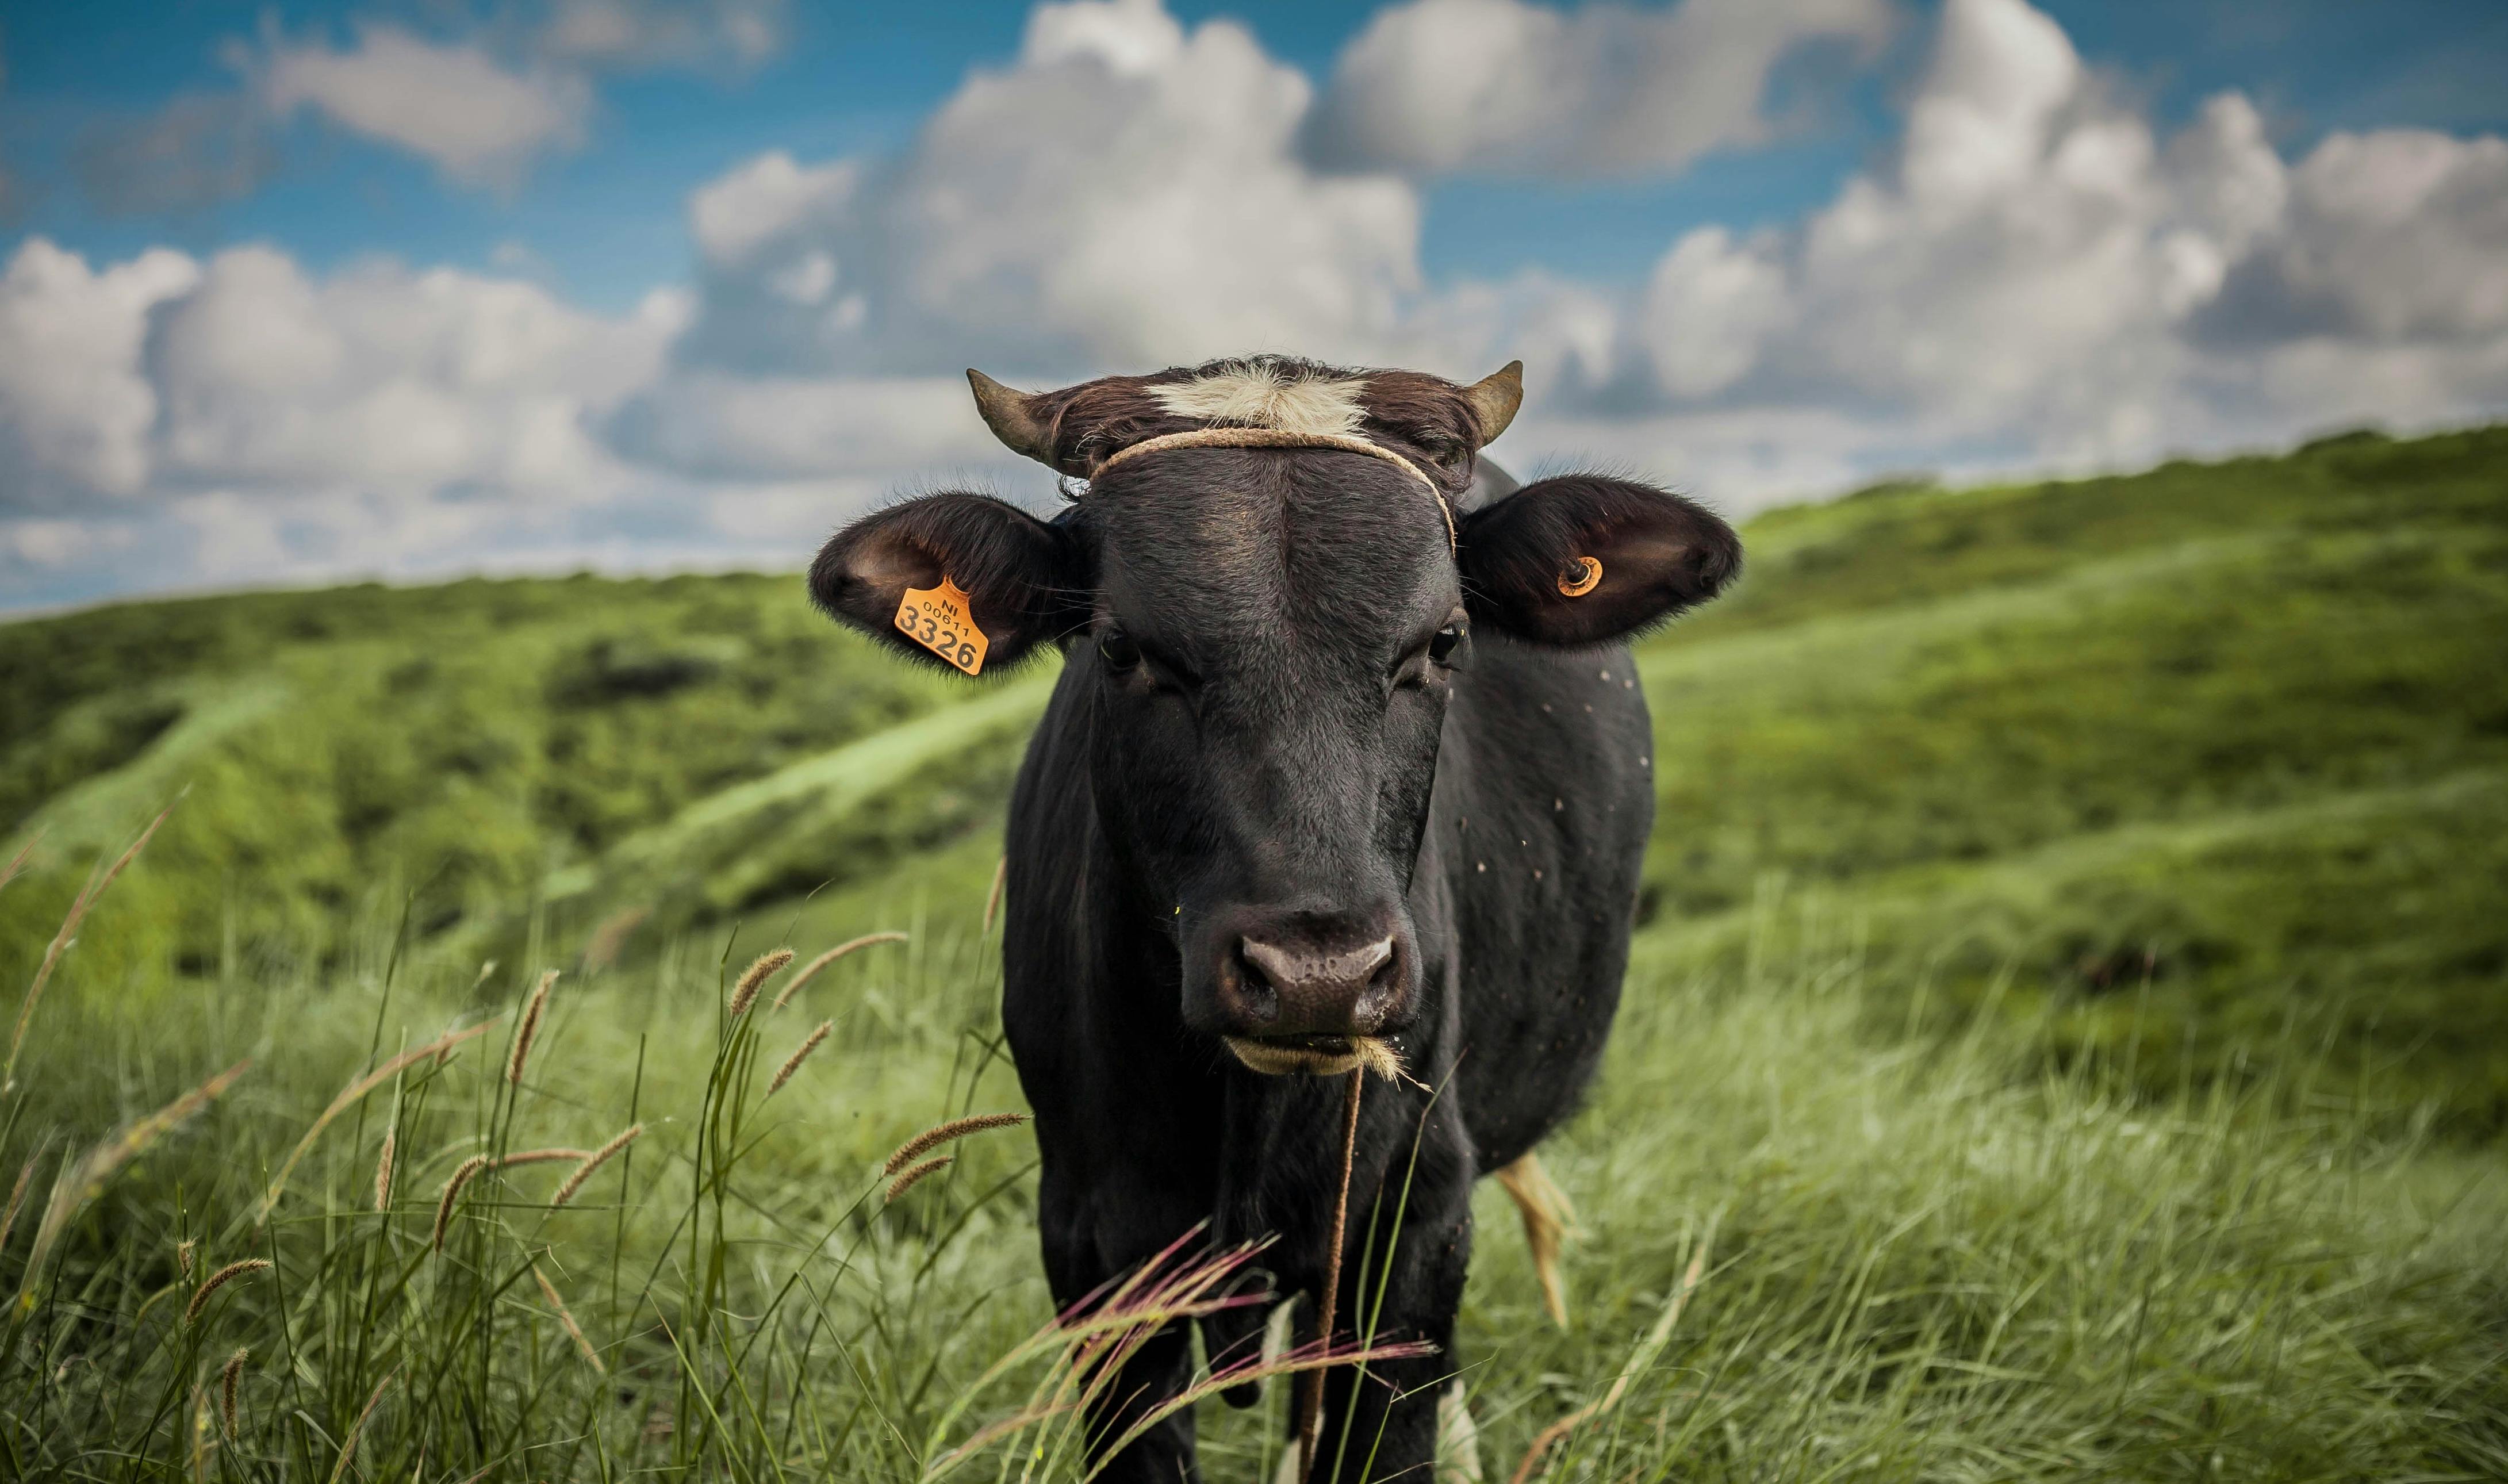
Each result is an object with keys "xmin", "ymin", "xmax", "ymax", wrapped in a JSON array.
[{"xmin": 811, "ymin": 357, "xmax": 1739, "ymax": 1075}]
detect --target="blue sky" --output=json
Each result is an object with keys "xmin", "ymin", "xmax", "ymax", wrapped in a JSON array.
[{"xmin": 4, "ymin": 0, "xmax": 2506, "ymax": 610}]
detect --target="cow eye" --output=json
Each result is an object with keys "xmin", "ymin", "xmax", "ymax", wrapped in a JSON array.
[
  {"xmin": 1098, "ymin": 628, "xmax": 1142, "ymax": 672},
  {"xmin": 1428, "ymin": 623, "xmax": 1466, "ymax": 666}
]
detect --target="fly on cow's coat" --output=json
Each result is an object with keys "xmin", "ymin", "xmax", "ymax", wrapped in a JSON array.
[{"xmin": 810, "ymin": 354, "xmax": 1742, "ymax": 1484}]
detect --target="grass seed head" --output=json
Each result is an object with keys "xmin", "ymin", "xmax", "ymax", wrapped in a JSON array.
[
  {"xmin": 177, "ymin": 1237, "xmax": 196, "ymax": 1278},
  {"xmin": 534, "ymin": 1264, "xmax": 607, "ymax": 1374},
  {"xmin": 730, "ymin": 948, "xmax": 794, "ymax": 1016},
  {"xmin": 773, "ymin": 931, "xmax": 907, "ymax": 1010},
  {"xmin": 431, "ymin": 1154, "xmax": 493, "ymax": 1251},
  {"xmin": 550, "ymin": 1123, "xmax": 643, "ymax": 1209},
  {"xmin": 883, "ymin": 1112, "xmax": 1030, "ymax": 1176},
  {"xmin": 507, "ymin": 969, "xmax": 557, "ymax": 1084},
  {"xmin": 219, "ymin": 1348, "xmax": 247, "ymax": 1435},
  {"xmin": 885, "ymin": 1155, "xmax": 953, "ymax": 1203},
  {"xmin": 185, "ymin": 1259, "xmax": 271, "ymax": 1324},
  {"xmin": 769, "ymin": 1021, "xmax": 833, "ymax": 1095},
  {"xmin": 373, "ymin": 1130, "xmax": 394, "ymax": 1211}
]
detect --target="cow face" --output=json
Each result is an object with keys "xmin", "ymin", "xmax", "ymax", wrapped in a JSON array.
[{"xmin": 811, "ymin": 357, "xmax": 1740, "ymax": 1076}]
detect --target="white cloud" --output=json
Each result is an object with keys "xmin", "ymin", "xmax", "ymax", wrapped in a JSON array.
[
  {"xmin": 11, "ymin": 0, "xmax": 2508, "ymax": 611},
  {"xmin": 258, "ymin": 24, "xmax": 592, "ymax": 189},
  {"xmin": 689, "ymin": 151, "xmax": 861, "ymax": 269},
  {"xmin": 539, "ymin": 0, "xmax": 788, "ymax": 72},
  {"xmin": 1306, "ymin": 0, "xmax": 1893, "ymax": 178},
  {"xmin": 0, "ymin": 239, "xmax": 201, "ymax": 498},
  {"xmin": 672, "ymin": 0, "xmax": 1422, "ymax": 379},
  {"xmin": 146, "ymin": 246, "xmax": 686, "ymax": 496},
  {"xmin": 1582, "ymin": 0, "xmax": 2508, "ymax": 489}
]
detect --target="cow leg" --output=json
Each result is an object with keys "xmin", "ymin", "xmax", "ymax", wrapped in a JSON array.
[{"xmin": 1037, "ymin": 1169, "xmax": 1205, "ymax": 1484}]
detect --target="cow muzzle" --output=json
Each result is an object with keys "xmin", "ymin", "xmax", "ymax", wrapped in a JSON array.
[{"xmin": 1200, "ymin": 906, "xmax": 1416, "ymax": 1077}]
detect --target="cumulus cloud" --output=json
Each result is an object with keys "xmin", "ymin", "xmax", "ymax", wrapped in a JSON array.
[
  {"xmin": 0, "ymin": 235, "xmax": 689, "ymax": 516},
  {"xmin": 1581, "ymin": 0, "xmax": 2508, "ymax": 480},
  {"xmin": 539, "ymin": 0, "xmax": 788, "ymax": 72},
  {"xmin": 670, "ymin": 0, "xmax": 1422, "ymax": 388},
  {"xmin": 1305, "ymin": 0, "xmax": 1893, "ymax": 178},
  {"xmin": 10, "ymin": 0, "xmax": 2508, "ymax": 611},
  {"xmin": 256, "ymin": 24, "xmax": 593, "ymax": 190},
  {"xmin": 0, "ymin": 239, "xmax": 201, "ymax": 498}
]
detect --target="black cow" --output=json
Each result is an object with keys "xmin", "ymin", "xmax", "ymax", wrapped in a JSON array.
[{"xmin": 810, "ymin": 356, "xmax": 1740, "ymax": 1483}]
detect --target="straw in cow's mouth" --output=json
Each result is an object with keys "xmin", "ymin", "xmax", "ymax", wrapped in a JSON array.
[{"xmin": 1222, "ymin": 1034, "xmax": 1403, "ymax": 1081}]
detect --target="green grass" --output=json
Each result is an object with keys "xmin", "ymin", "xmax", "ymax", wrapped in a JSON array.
[{"xmin": 3, "ymin": 423, "xmax": 2506, "ymax": 1478}]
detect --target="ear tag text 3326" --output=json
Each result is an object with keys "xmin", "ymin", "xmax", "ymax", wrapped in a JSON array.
[{"xmin": 896, "ymin": 576, "xmax": 989, "ymax": 675}]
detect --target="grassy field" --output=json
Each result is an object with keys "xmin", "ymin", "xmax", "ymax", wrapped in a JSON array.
[{"xmin": 2, "ymin": 424, "xmax": 2504, "ymax": 1478}]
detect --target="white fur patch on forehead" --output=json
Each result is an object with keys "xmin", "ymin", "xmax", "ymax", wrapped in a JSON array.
[{"xmin": 1149, "ymin": 361, "xmax": 1370, "ymax": 437}]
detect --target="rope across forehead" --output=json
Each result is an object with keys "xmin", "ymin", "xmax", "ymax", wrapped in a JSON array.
[{"xmin": 1087, "ymin": 426, "xmax": 1458, "ymax": 555}]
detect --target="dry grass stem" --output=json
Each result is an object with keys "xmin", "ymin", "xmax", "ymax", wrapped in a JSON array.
[
  {"xmin": 885, "ymin": 1155, "xmax": 952, "ymax": 1202},
  {"xmin": 184, "ymin": 1259, "xmax": 271, "ymax": 1324},
  {"xmin": 507, "ymin": 969, "xmax": 557, "ymax": 1084},
  {"xmin": 0, "ymin": 1150, "xmax": 38, "ymax": 1264},
  {"xmin": 23, "ymin": 1059, "xmax": 251, "ymax": 1294},
  {"xmin": 769, "ymin": 1021, "xmax": 833, "ymax": 1095},
  {"xmin": 6, "ymin": 803, "xmax": 172, "ymax": 1092},
  {"xmin": 581, "ymin": 904, "xmax": 650, "ymax": 969},
  {"xmin": 0, "ymin": 829, "xmax": 42, "ymax": 899},
  {"xmin": 326, "ymin": 1371, "xmax": 396, "ymax": 1484},
  {"xmin": 1509, "ymin": 1231, "xmax": 1714, "ymax": 1484},
  {"xmin": 373, "ymin": 1130, "xmax": 394, "ymax": 1211},
  {"xmin": 550, "ymin": 1124, "xmax": 642, "ymax": 1209},
  {"xmin": 256, "ymin": 1021, "xmax": 491, "ymax": 1222},
  {"xmin": 984, "ymin": 856, "xmax": 1007, "ymax": 934},
  {"xmin": 883, "ymin": 1113, "xmax": 1029, "ymax": 1176},
  {"xmin": 772, "ymin": 931, "xmax": 908, "ymax": 1010},
  {"xmin": 534, "ymin": 1264, "xmax": 607, "ymax": 1374},
  {"xmin": 219, "ymin": 1348, "xmax": 247, "ymax": 1435},
  {"xmin": 431, "ymin": 1155, "xmax": 494, "ymax": 1251},
  {"xmin": 729, "ymin": 948, "xmax": 794, "ymax": 1016}
]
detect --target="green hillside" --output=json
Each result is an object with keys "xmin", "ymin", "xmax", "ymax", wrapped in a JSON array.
[
  {"xmin": 3, "ymin": 425, "xmax": 2506, "ymax": 1480},
  {"xmin": 7, "ymin": 424, "xmax": 2505, "ymax": 1129}
]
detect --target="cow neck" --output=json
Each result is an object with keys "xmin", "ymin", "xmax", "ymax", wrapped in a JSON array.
[{"xmin": 1086, "ymin": 427, "xmax": 1458, "ymax": 555}]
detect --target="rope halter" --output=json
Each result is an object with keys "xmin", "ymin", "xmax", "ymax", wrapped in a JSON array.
[{"xmin": 1087, "ymin": 426, "xmax": 1458, "ymax": 555}]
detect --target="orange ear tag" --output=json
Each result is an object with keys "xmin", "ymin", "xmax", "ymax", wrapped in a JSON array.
[
  {"xmin": 1558, "ymin": 555, "xmax": 1603, "ymax": 597},
  {"xmin": 895, "ymin": 576, "xmax": 990, "ymax": 675}
]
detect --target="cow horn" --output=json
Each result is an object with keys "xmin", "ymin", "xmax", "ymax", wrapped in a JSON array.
[
  {"xmin": 967, "ymin": 370, "xmax": 1055, "ymax": 465},
  {"xmin": 1464, "ymin": 361, "xmax": 1523, "ymax": 445}
]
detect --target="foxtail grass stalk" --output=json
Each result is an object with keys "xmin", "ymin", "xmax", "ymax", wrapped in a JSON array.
[
  {"xmin": 325, "ymin": 1371, "xmax": 395, "ymax": 1484},
  {"xmin": 21, "ymin": 1059, "xmax": 251, "ymax": 1299},
  {"xmin": 184, "ymin": 1259, "xmax": 271, "ymax": 1324},
  {"xmin": 0, "ymin": 1149, "xmax": 36, "ymax": 1264},
  {"xmin": 883, "ymin": 1113, "xmax": 1029, "ymax": 1175},
  {"xmin": 431, "ymin": 1155, "xmax": 493, "ymax": 1250},
  {"xmin": 550, "ymin": 1123, "xmax": 641, "ymax": 1209},
  {"xmin": 256, "ymin": 1021, "xmax": 490, "ymax": 1223},
  {"xmin": 729, "ymin": 948, "xmax": 793, "ymax": 1016},
  {"xmin": 768, "ymin": 1021, "xmax": 832, "ymax": 1095},
  {"xmin": 507, "ymin": 969, "xmax": 557, "ymax": 1084},
  {"xmin": 373, "ymin": 1130, "xmax": 394, "ymax": 1211},
  {"xmin": 772, "ymin": 931, "xmax": 908, "ymax": 1010},
  {"xmin": 218, "ymin": 1348, "xmax": 247, "ymax": 1435},
  {"xmin": 0, "ymin": 829, "xmax": 41, "ymax": 898},
  {"xmin": 5, "ymin": 804, "xmax": 171, "ymax": 1095},
  {"xmin": 886, "ymin": 1156, "xmax": 952, "ymax": 1202},
  {"xmin": 535, "ymin": 1265, "xmax": 606, "ymax": 1373}
]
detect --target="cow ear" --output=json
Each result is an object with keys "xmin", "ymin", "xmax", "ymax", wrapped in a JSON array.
[
  {"xmin": 810, "ymin": 493, "xmax": 1087, "ymax": 674},
  {"xmin": 1458, "ymin": 475, "xmax": 1741, "ymax": 646}
]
